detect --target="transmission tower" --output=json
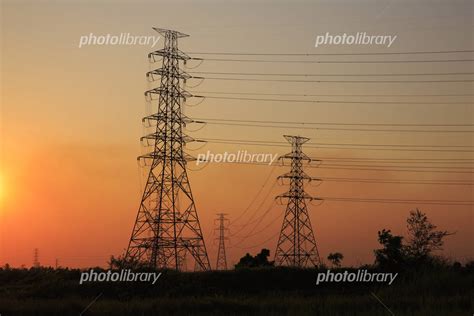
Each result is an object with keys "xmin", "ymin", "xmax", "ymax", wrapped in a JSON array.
[
  {"xmin": 33, "ymin": 248, "xmax": 40, "ymax": 268},
  {"xmin": 215, "ymin": 213, "xmax": 229, "ymax": 270},
  {"xmin": 125, "ymin": 28, "xmax": 211, "ymax": 271},
  {"xmin": 274, "ymin": 135, "xmax": 321, "ymax": 268}
]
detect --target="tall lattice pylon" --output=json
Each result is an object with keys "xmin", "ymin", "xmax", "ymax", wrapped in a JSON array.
[
  {"xmin": 274, "ymin": 135, "xmax": 321, "ymax": 268},
  {"xmin": 215, "ymin": 213, "xmax": 229, "ymax": 270},
  {"xmin": 125, "ymin": 28, "xmax": 210, "ymax": 271}
]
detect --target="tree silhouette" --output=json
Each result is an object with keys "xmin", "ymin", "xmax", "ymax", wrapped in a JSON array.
[
  {"xmin": 374, "ymin": 209, "xmax": 454, "ymax": 269},
  {"xmin": 327, "ymin": 252, "xmax": 344, "ymax": 268},
  {"xmin": 374, "ymin": 229, "xmax": 406, "ymax": 269},
  {"xmin": 406, "ymin": 209, "xmax": 453, "ymax": 262}
]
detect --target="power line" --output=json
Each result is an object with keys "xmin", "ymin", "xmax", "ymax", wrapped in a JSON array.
[
  {"xmin": 318, "ymin": 163, "xmax": 473, "ymax": 170},
  {"xmin": 309, "ymin": 146, "xmax": 474, "ymax": 153},
  {"xmin": 192, "ymin": 158, "xmax": 474, "ymax": 173},
  {"xmin": 313, "ymin": 143, "xmax": 474, "ymax": 148},
  {"xmin": 318, "ymin": 160, "xmax": 473, "ymax": 165},
  {"xmin": 195, "ymin": 117, "xmax": 474, "ymax": 127},
  {"xmin": 232, "ymin": 200, "xmax": 277, "ymax": 242},
  {"xmin": 191, "ymin": 76, "xmax": 474, "ymax": 83},
  {"xmin": 191, "ymin": 71, "xmax": 474, "ymax": 77},
  {"xmin": 191, "ymin": 91, "xmax": 474, "ymax": 98},
  {"xmin": 193, "ymin": 95, "xmax": 473, "ymax": 105},
  {"xmin": 229, "ymin": 232, "xmax": 280, "ymax": 249},
  {"xmin": 200, "ymin": 160, "xmax": 474, "ymax": 174},
  {"xmin": 191, "ymin": 57, "xmax": 474, "ymax": 64},
  {"xmin": 316, "ymin": 159, "xmax": 474, "ymax": 166},
  {"xmin": 202, "ymin": 122, "xmax": 474, "ymax": 133},
  {"xmin": 188, "ymin": 49, "xmax": 474, "ymax": 56},
  {"xmin": 229, "ymin": 181, "xmax": 278, "ymax": 236},
  {"xmin": 232, "ymin": 212, "xmax": 283, "ymax": 239},
  {"xmin": 309, "ymin": 165, "xmax": 474, "ymax": 174},
  {"xmin": 318, "ymin": 177, "xmax": 473, "ymax": 185},
  {"xmin": 313, "ymin": 157, "xmax": 474, "ymax": 162},
  {"xmin": 313, "ymin": 160, "xmax": 474, "ymax": 166},
  {"xmin": 202, "ymin": 138, "xmax": 474, "ymax": 152},
  {"xmin": 320, "ymin": 197, "xmax": 474, "ymax": 205},
  {"xmin": 229, "ymin": 165, "xmax": 277, "ymax": 227}
]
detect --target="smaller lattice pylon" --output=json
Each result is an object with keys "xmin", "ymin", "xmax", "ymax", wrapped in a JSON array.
[
  {"xmin": 274, "ymin": 135, "xmax": 321, "ymax": 268},
  {"xmin": 215, "ymin": 213, "xmax": 230, "ymax": 270},
  {"xmin": 33, "ymin": 248, "xmax": 40, "ymax": 268}
]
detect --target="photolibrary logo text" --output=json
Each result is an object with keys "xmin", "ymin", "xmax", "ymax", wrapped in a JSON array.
[
  {"xmin": 79, "ymin": 269, "xmax": 162, "ymax": 284},
  {"xmin": 315, "ymin": 32, "xmax": 397, "ymax": 48},
  {"xmin": 78, "ymin": 33, "xmax": 160, "ymax": 48},
  {"xmin": 196, "ymin": 150, "xmax": 278, "ymax": 166},
  {"xmin": 316, "ymin": 269, "xmax": 398, "ymax": 285}
]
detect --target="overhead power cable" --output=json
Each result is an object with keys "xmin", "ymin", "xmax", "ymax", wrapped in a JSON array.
[
  {"xmin": 231, "ymin": 200, "xmax": 277, "ymax": 242},
  {"xmin": 230, "ymin": 165, "xmax": 277, "ymax": 227},
  {"xmin": 188, "ymin": 49, "xmax": 474, "ymax": 56},
  {"xmin": 229, "ymin": 232, "xmax": 280, "ymax": 249},
  {"xmin": 191, "ymin": 76, "xmax": 474, "ymax": 84},
  {"xmin": 318, "ymin": 163, "xmax": 473, "ymax": 170},
  {"xmin": 317, "ymin": 160, "xmax": 473, "ymax": 165},
  {"xmin": 191, "ymin": 71, "xmax": 474, "ymax": 77},
  {"xmin": 320, "ymin": 197, "xmax": 474, "ymax": 205},
  {"xmin": 318, "ymin": 177, "xmax": 473, "ymax": 186},
  {"xmin": 202, "ymin": 138, "xmax": 474, "ymax": 152},
  {"xmin": 229, "ymin": 181, "xmax": 278, "ymax": 236},
  {"xmin": 193, "ymin": 95, "xmax": 473, "ymax": 105},
  {"xmin": 191, "ymin": 91, "xmax": 474, "ymax": 97},
  {"xmin": 201, "ymin": 122, "xmax": 474, "ymax": 133},
  {"xmin": 190, "ymin": 57, "xmax": 474, "ymax": 64},
  {"xmin": 194, "ymin": 117, "xmax": 474, "ymax": 127},
  {"xmin": 312, "ymin": 143, "xmax": 474, "ymax": 148},
  {"xmin": 194, "ymin": 158, "xmax": 474, "ymax": 174},
  {"xmin": 232, "ymin": 212, "xmax": 283, "ymax": 239},
  {"xmin": 309, "ymin": 165, "xmax": 474, "ymax": 174},
  {"xmin": 311, "ymin": 157, "xmax": 474, "ymax": 162}
]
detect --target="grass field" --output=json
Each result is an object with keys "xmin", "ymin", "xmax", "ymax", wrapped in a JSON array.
[{"xmin": 0, "ymin": 266, "xmax": 472, "ymax": 315}]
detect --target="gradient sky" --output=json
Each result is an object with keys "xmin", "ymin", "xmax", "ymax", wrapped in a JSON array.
[{"xmin": 1, "ymin": 0, "xmax": 473, "ymax": 269}]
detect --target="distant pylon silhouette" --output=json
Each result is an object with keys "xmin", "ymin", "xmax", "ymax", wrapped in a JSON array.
[
  {"xmin": 215, "ymin": 213, "xmax": 229, "ymax": 270},
  {"xmin": 274, "ymin": 135, "xmax": 321, "ymax": 268},
  {"xmin": 33, "ymin": 248, "xmax": 40, "ymax": 268},
  {"xmin": 125, "ymin": 28, "xmax": 210, "ymax": 271}
]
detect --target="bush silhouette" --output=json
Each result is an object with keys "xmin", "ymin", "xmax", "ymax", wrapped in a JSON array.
[{"xmin": 235, "ymin": 249, "xmax": 274, "ymax": 269}]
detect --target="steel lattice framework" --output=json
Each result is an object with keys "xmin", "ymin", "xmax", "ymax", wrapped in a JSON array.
[
  {"xmin": 125, "ymin": 28, "xmax": 210, "ymax": 271},
  {"xmin": 215, "ymin": 213, "xmax": 229, "ymax": 270},
  {"xmin": 274, "ymin": 135, "xmax": 321, "ymax": 268}
]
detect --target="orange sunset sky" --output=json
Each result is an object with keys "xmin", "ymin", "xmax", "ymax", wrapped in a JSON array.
[{"xmin": 1, "ymin": 0, "xmax": 473, "ymax": 268}]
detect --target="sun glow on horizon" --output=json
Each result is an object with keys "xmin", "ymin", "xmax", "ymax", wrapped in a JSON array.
[{"xmin": 0, "ymin": 171, "xmax": 7, "ymax": 209}]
